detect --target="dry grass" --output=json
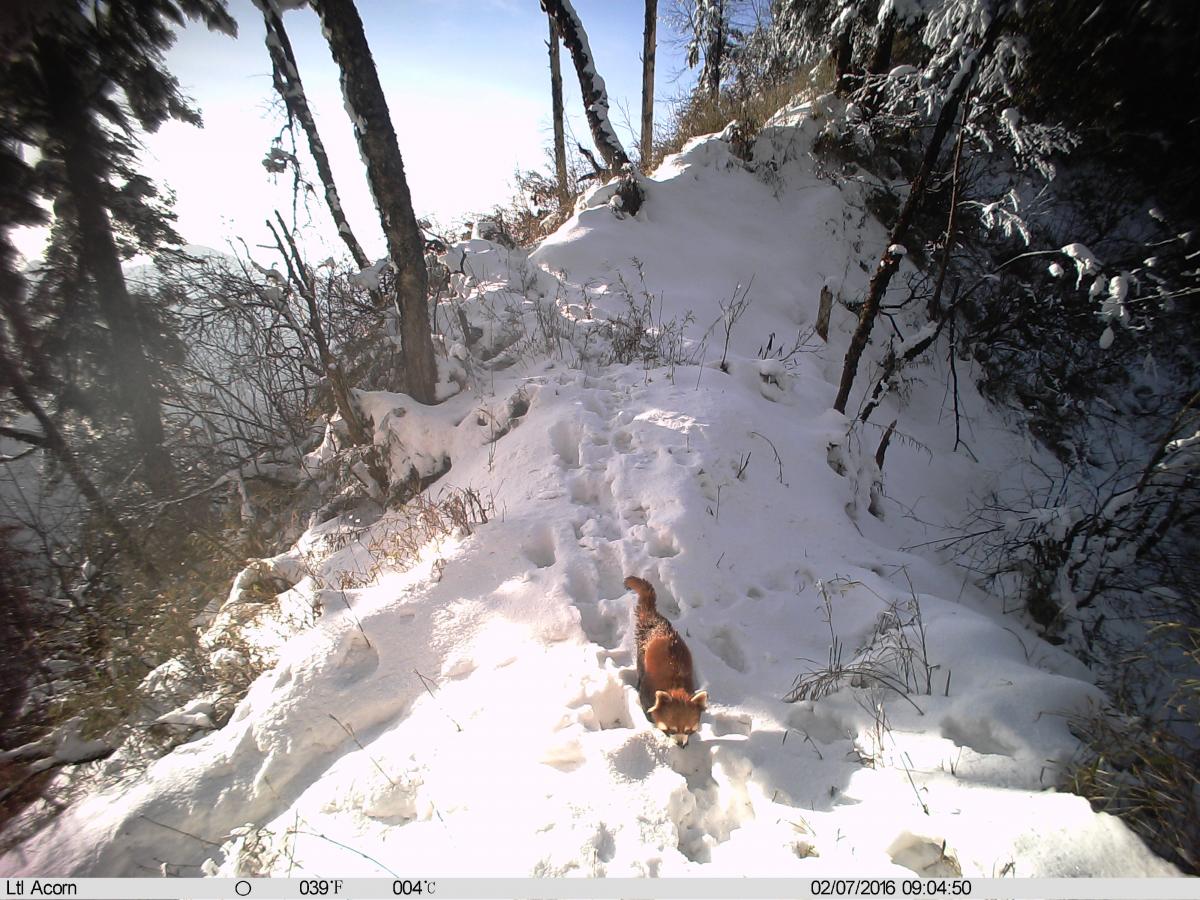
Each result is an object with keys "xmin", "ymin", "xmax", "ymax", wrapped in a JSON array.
[
  {"xmin": 646, "ymin": 70, "xmax": 827, "ymax": 174},
  {"xmin": 1063, "ymin": 621, "xmax": 1199, "ymax": 874},
  {"xmin": 335, "ymin": 485, "xmax": 495, "ymax": 591}
]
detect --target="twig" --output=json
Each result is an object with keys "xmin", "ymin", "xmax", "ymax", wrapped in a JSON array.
[
  {"xmin": 138, "ymin": 815, "xmax": 225, "ymax": 848},
  {"xmin": 328, "ymin": 714, "xmax": 395, "ymax": 785},
  {"xmin": 288, "ymin": 829, "xmax": 398, "ymax": 876},
  {"xmin": 413, "ymin": 669, "xmax": 462, "ymax": 732},
  {"xmin": 749, "ymin": 431, "xmax": 787, "ymax": 484}
]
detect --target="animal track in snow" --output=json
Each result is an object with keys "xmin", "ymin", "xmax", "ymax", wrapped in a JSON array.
[
  {"xmin": 646, "ymin": 529, "xmax": 680, "ymax": 559},
  {"xmin": 568, "ymin": 471, "xmax": 613, "ymax": 509},
  {"xmin": 593, "ymin": 549, "xmax": 627, "ymax": 601},
  {"xmin": 705, "ymin": 628, "xmax": 747, "ymax": 673},
  {"xmin": 940, "ymin": 716, "xmax": 1016, "ymax": 758},
  {"xmin": 650, "ymin": 581, "xmax": 683, "ymax": 618},
  {"xmin": 608, "ymin": 736, "xmax": 658, "ymax": 781},
  {"xmin": 710, "ymin": 712, "xmax": 753, "ymax": 737},
  {"xmin": 577, "ymin": 604, "xmax": 621, "ymax": 651},
  {"xmin": 621, "ymin": 502, "xmax": 648, "ymax": 525},
  {"xmin": 333, "ymin": 633, "xmax": 380, "ymax": 685},
  {"xmin": 671, "ymin": 745, "xmax": 751, "ymax": 863},
  {"xmin": 522, "ymin": 527, "xmax": 557, "ymax": 569},
  {"xmin": 548, "ymin": 420, "xmax": 582, "ymax": 469},
  {"xmin": 570, "ymin": 669, "xmax": 636, "ymax": 731}
]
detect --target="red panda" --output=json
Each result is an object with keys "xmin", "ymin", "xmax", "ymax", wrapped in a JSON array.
[{"xmin": 625, "ymin": 575, "xmax": 707, "ymax": 745}]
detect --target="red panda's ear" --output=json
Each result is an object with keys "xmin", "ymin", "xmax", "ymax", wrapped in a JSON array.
[
  {"xmin": 691, "ymin": 690, "xmax": 708, "ymax": 708},
  {"xmin": 648, "ymin": 690, "xmax": 670, "ymax": 714}
]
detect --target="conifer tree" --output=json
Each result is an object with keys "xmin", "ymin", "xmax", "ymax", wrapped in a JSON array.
[{"xmin": 0, "ymin": 0, "xmax": 236, "ymax": 497}]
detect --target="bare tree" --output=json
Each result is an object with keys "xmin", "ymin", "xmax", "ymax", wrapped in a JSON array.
[
  {"xmin": 309, "ymin": 0, "xmax": 439, "ymax": 405},
  {"xmin": 832, "ymin": 12, "xmax": 1006, "ymax": 414},
  {"xmin": 641, "ymin": 0, "xmax": 658, "ymax": 164},
  {"xmin": 547, "ymin": 15, "xmax": 569, "ymax": 204},
  {"xmin": 540, "ymin": 0, "xmax": 631, "ymax": 171},
  {"xmin": 260, "ymin": 1, "xmax": 371, "ymax": 271}
]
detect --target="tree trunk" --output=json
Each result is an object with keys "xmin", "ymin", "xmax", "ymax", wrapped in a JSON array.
[
  {"xmin": 703, "ymin": 0, "xmax": 725, "ymax": 104},
  {"xmin": 834, "ymin": 21, "xmax": 855, "ymax": 95},
  {"xmin": 869, "ymin": 9, "xmax": 897, "ymax": 75},
  {"xmin": 310, "ymin": 0, "xmax": 439, "ymax": 405},
  {"xmin": 262, "ymin": 3, "xmax": 371, "ymax": 271},
  {"xmin": 640, "ymin": 0, "xmax": 658, "ymax": 164},
  {"xmin": 540, "ymin": 0, "xmax": 631, "ymax": 171},
  {"xmin": 37, "ymin": 37, "xmax": 175, "ymax": 496},
  {"xmin": 548, "ymin": 15, "xmax": 569, "ymax": 205},
  {"xmin": 833, "ymin": 14, "xmax": 1006, "ymax": 414}
]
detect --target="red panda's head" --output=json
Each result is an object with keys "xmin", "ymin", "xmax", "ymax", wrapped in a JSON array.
[{"xmin": 648, "ymin": 689, "xmax": 707, "ymax": 746}]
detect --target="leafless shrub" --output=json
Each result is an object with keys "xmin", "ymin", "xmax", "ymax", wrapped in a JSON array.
[{"xmin": 601, "ymin": 261, "xmax": 697, "ymax": 373}]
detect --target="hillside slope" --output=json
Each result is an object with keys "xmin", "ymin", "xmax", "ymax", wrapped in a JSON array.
[{"xmin": 0, "ymin": 99, "xmax": 1178, "ymax": 878}]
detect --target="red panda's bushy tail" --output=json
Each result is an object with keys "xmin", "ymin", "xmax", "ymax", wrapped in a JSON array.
[{"xmin": 624, "ymin": 575, "xmax": 657, "ymax": 616}]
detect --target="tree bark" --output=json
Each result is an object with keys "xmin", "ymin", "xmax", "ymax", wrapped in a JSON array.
[
  {"xmin": 869, "ymin": 9, "xmax": 897, "ymax": 75},
  {"xmin": 548, "ymin": 15, "xmax": 569, "ymax": 205},
  {"xmin": 640, "ymin": 0, "xmax": 658, "ymax": 164},
  {"xmin": 262, "ymin": 3, "xmax": 371, "ymax": 271},
  {"xmin": 703, "ymin": 0, "xmax": 726, "ymax": 104},
  {"xmin": 37, "ymin": 37, "xmax": 175, "ymax": 496},
  {"xmin": 833, "ymin": 14, "xmax": 1006, "ymax": 414},
  {"xmin": 834, "ymin": 22, "xmax": 855, "ymax": 95},
  {"xmin": 310, "ymin": 0, "xmax": 439, "ymax": 405},
  {"xmin": 540, "ymin": 0, "xmax": 631, "ymax": 171}
]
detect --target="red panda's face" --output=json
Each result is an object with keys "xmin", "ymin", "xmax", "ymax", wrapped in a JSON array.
[{"xmin": 649, "ymin": 690, "xmax": 707, "ymax": 746}]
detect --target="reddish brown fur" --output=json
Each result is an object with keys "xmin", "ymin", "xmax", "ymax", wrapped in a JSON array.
[{"xmin": 625, "ymin": 575, "xmax": 707, "ymax": 745}]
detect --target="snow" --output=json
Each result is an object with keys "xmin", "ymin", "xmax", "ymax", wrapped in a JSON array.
[
  {"xmin": 0, "ymin": 108, "xmax": 1179, "ymax": 880},
  {"xmin": 1099, "ymin": 273, "xmax": 1131, "ymax": 327},
  {"xmin": 1061, "ymin": 242, "xmax": 1101, "ymax": 287},
  {"xmin": 349, "ymin": 257, "xmax": 388, "ymax": 291}
]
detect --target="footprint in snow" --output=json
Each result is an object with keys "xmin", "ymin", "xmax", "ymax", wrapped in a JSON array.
[
  {"xmin": 522, "ymin": 526, "xmax": 557, "ymax": 569},
  {"xmin": 548, "ymin": 419, "xmax": 582, "ymax": 469},
  {"xmin": 704, "ymin": 627, "xmax": 747, "ymax": 673}
]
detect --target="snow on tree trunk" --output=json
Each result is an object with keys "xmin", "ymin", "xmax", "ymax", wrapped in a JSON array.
[
  {"xmin": 548, "ymin": 15, "xmax": 569, "ymax": 204},
  {"xmin": 310, "ymin": 0, "xmax": 439, "ymax": 405},
  {"xmin": 640, "ymin": 0, "xmax": 657, "ymax": 164},
  {"xmin": 261, "ymin": 2, "xmax": 371, "ymax": 272},
  {"xmin": 540, "ymin": 0, "xmax": 631, "ymax": 172},
  {"xmin": 702, "ymin": 0, "xmax": 726, "ymax": 104}
]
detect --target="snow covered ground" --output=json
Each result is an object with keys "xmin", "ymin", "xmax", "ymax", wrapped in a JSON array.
[{"xmin": 0, "ymin": 99, "xmax": 1179, "ymax": 878}]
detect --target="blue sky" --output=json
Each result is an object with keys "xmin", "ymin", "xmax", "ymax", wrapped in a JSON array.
[{"xmin": 128, "ymin": 0, "xmax": 696, "ymax": 260}]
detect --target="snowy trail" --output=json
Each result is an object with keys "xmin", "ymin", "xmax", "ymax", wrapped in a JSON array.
[{"xmin": 1, "ymin": 103, "xmax": 1180, "ymax": 878}]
